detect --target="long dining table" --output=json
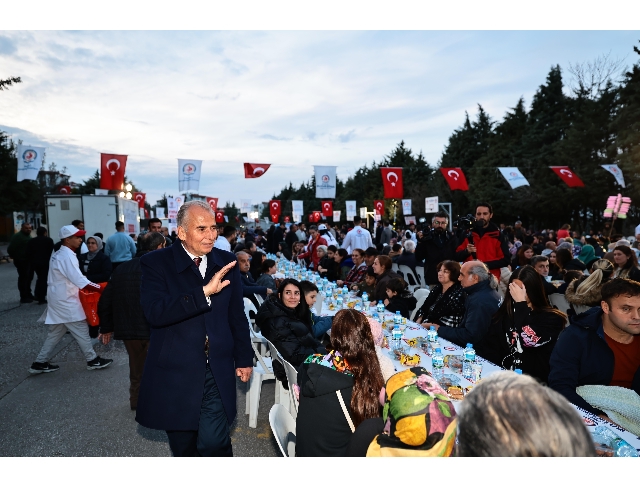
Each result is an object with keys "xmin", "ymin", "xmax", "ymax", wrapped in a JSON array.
[{"xmin": 319, "ymin": 295, "xmax": 640, "ymax": 453}]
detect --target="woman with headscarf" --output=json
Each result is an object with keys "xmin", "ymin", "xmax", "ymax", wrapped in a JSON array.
[
  {"xmin": 346, "ymin": 367, "xmax": 457, "ymax": 457},
  {"xmin": 577, "ymin": 244, "xmax": 598, "ymax": 271},
  {"xmin": 79, "ymin": 235, "xmax": 112, "ymax": 283}
]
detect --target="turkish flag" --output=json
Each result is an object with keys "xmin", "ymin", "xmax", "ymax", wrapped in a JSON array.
[
  {"xmin": 321, "ymin": 201, "xmax": 333, "ymax": 217},
  {"xmin": 284, "ymin": 216, "xmax": 290, "ymax": 223},
  {"xmin": 550, "ymin": 166, "xmax": 585, "ymax": 188},
  {"xmin": 133, "ymin": 192, "xmax": 146, "ymax": 209},
  {"xmin": 244, "ymin": 163, "xmax": 271, "ymax": 178},
  {"xmin": 313, "ymin": 211, "xmax": 322, "ymax": 222},
  {"xmin": 59, "ymin": 185, "xmax": 71, "ymax": 195},
  {"xmin": 440, "ymin": 167, "xmax": 469, "ymax": 191},
  {"xmin": 380, "ymin": 167, "xmax": 403, "ymax": 199},
  {"xmin": 215, "ymin": 210, "xmax": 225, "ymax": 223},
  {"xmin": 100, "ymin": 153, "xmax": 127, "ymax": 190},
  {"xmin": 270, "ymin": 213, "xmax": 280, "ymax": 223},
  {"xmin": 206, "ymin": 197, "xmax": 218, "ymax": 212},
  {"xmin": 269, "ymin": 200, "xmax": 281, "ymax": 215},
  {"xmin": 374, "ymin": 200, "xmax": 384, "ymax": 215}
]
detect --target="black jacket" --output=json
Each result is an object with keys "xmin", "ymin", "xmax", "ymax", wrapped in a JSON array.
[
  {"xmin": 373, "ymin": 270, "xmax": 401, "ymax": 302},
  {"xmin": 296, "ymin": 361, "xmax": 354, "ymax": 457},
  {"xmin": 255, "ymin": 297, "xmax": 326, "ymax": 382},
  {"xmin": 385, "ymin": 294, "xmax": 417, "ymax": 319},
  {"xmin": 318, "ymin": 256, "xmax": 338, "ymax": 282},
  {"xmin": 98, "ymin": 252, "xmax": 150, "ymax": 340},
  {"xmin": 25, "ymin": 235, "xmax": 54, "ymax": 267},
  {"xmin": 415, "ymin": 230, "xmax": 465, "ymax": 285},
  {"xmin": 548, "ymin": 307, "xmax": 640, "ymax": 415},
  {"xmin": 79, "ymin": 251, "xmax": 113, "ymax": 283},
  {"xmin": 415, "ymin": 282, "xmax": 466, "ymax": 328},
  {"xmin": 439, "ymin": 280, "xmax": 501, "ymax": 349}
]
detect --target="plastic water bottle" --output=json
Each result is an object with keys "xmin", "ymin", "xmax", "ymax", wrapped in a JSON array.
[
  {"xmin": 462, "ymin": 343, "xmax": 476, "ymax": 380},
  {"xmin": 392, "ymin": 325, "xmax": 402, "ymax": 350},
  {"xmin": 336, "ymin": 296, "xmax": 343, "ymax": 309},
  {"xmin": 594, "ymin": 425, "xmax": 639, "ymax": 457},
  {"xmin": 432, "ymin": 348, "xmax": 444, "ymax": 381},
  {"xmin": 514, "ymin": 368, "xmax": 523, "ymax": 375},
  {"xmin": 376, "ymin": 302, "xmax": 385, "ymax": 314},
  {"xmin": 342, "ymin": 285, "xmax": 349, "ymax": 295},
  {"xmin": 427, "ymin": 326, "xmax": 437, "ymax": 343},
  {"xmin": 394, "ymin": 311, "xmax": 402, "ymax": 325}
]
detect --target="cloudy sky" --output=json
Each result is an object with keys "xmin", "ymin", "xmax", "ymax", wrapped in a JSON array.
[{"xmin": 0, "ymin": 30, "xmax": 637, "ymax": 207}]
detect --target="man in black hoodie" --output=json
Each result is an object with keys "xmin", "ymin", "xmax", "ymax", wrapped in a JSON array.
[
  {"xmin": 548, "ymin": 278, "xmax": 640, "ymax": 417},
  {"xmin": 97, "ymin": 232, "xmax": 166, "ymax": 410}
]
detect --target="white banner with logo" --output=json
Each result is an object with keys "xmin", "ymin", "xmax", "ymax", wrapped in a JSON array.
[
  {"xmin": 498, "ymin": 167, "xmax": 530, "ymax": 189},
  {"xmin": 240, "ymin": 199, "xmax": 252, "ymax": 214},
  {"xmin": 156, "ymin": 207, "xmax": 166, "ymax": 219},
  {"xmin": 402, "ymin": 199, "xmax": 412, "ymax": 215},
  {"xmin": 94, "ymin": 189, "xmax": 109, "ymax": 195},
  {"xmin": 425, "ymin": 196, "xmax": 439, "ymax": 213},
  {"xmin": 292, "ymin": 200, "xmax": 304, "ymax": 215},
  {"xmin": 178, "ymin": 159, "xmax": 202, "ymax": 192},
  {"xmin": 601, "ymin": 164, "xmax": 626, "ymax": 188},
  {"xmin": 345, "ymin": 200, "xmax": 357, "ymax": 220},
  {"xmin": 16, "ymin": 145, "xmax": 44, "ymax": 181},
  {"xmin": 333, "ymin": 210, "xmax": 341, "ymax": 221},
  {"xmin": 167, "ymin": 197, "xmax": 178, "ymax": 219},
  {"xmin": 314, "ymin": 166, "xmax": 337, "ymax": 199}
]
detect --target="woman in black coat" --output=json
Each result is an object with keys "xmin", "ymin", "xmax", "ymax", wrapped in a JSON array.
[
  {"xmin": 415, "ymin": 260, "xmax": 466, "ymax": 328},
  {"xmin": 255, "ymin": 279, "xmax": 326, "ymax": 388},
  {"xmin": 79, "ymin": 236, "xmax": 112, "ymax": 283}
]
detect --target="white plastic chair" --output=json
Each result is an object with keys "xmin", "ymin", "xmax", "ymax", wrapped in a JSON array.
[
  {"xmin": 415, "ymin": 266, "xmax": 426, "ymax": 288},
  {"xmin": 549, "ymin": 293, "xmax": 571, "ymax": 314},
  {"xmin": 254, "ymin": 293, "xmax": 265, "ymax": 307},
  {"xmin": 399, "ymin": 265, "xmax": 421, "ymax": 292},
  {"xmin": 392, "ymin": 263, "xmax": 399, "ymax": 274},
  {"xmin": 244, "ymin": 298, "xmax": 267, "ymax": 355},
  {"xmin": 246, "ymin": 329, "xmax": 276, "ymax": 428},
  {"xmin": 282, "ymin": 358, "xmax": 299, "ymax": 418},
  {"xmin": 410, "ymin": 288, "xmax": 430, "ymax": 322},
  {"xmin": 265, "ymin": 337, "xmax": 291, "ymax": 412},
  {"xmin": 269, "ymin": 404, "xmax": 297, "ymax": 457}
]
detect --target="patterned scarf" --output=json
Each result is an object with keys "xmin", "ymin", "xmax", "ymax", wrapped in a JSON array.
[{"xmin": 304, "ymin": 350, "xmax": 353, "ymax": 376}]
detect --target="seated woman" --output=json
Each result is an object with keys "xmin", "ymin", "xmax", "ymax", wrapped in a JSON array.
[
  {"xmin": 79, "ymin": 236, "xmax": 112, "ymax": 283},
  {"xmin": 316, "ymin": 245, "xmax": 338, "ymax": 281},
  {"xmin": 333, "ymin": 248, "xmax": 352, "ymax": 281},
  {"xmin": 383, "ymin": 278, "xmax": 417, "ymax": 319},
  {"xmin": 457, "ymin": 371, "xmax": 595, "ymax": 457},
  {"xmin": 255, "ymin": 258, "xmax": 278, "ymax": 292},
  {"xmin": 371, "ymin": 255, "xmax": 401, "ymax": 304},
  {"xmin": 565, "ymin": 259, "xmax": 614, "ymax": 310},
  {"xmin": 291, "ymin": 241, "xmax": 305, "ymax": 263},
  {"xmin": 277, "ymin": 241, "xmax": 292, "ymax": 261},
  {"xmin": 388, "ymin": 243, "xmax": 402, "ymax": 260},
  {"xmin": 337, "ymin": 248, "xmax": 367, "ymax": 289},
  {"xmin": 249, "ymin": 251, "xmax": 265, "ymax": 281},
  {"xmin": 612, "ymin": 245, "xmax": 640, "ymax": 281},
  {"xmin": 347, "ymin": 367, "xmax": 457, "ymax": 457},
  {"xmin": 479, "ymin": 265, "xmax": 567, "ymax": 383},
  {"xmin": 415, "ymin": 260, "xmax": 465, "ymax": 328},
  {"xmin": 512, "ymin": 244, "xmax": 534, "ymax": 269},
  {"xmin": 577, "ymin": 244, "xmax": 599, "ymax": 270},
  {"xmin": 298, "ymin": 280, "xmax": 333, "ymax": 338},
  {"xmin": 552, "ymin": 248, "xmax": 586, "ymax": 280},
  {"xmin": 255, "ymin": 279, "xmax": 326, "ymax": 388},
  {"xmin": 296, "ymin": 309, "xmax": 385, "ymax": 457},
  {"xmin": 556, "ymin": 270, "xmax": 584, "ymax": 294}
]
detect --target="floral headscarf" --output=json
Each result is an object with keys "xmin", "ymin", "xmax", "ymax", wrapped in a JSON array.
[{"xmin": 366, "ymin": 367, "xmax": 457, "ymax": 457}]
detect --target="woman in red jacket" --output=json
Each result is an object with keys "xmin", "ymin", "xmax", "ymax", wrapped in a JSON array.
[{"xmin": 297, "ymin": 225, "xmax": 328, "ymax": 269}]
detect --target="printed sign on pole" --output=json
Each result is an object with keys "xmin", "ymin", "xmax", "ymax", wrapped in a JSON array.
[{"xmin": 425, "ymin": 196, "xmax": 439, "ymax": 213}]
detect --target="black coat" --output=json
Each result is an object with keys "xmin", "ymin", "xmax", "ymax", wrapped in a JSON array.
[
  {"xmin": 26, "ymin": 235, "xmax": 54, "ymax": 267},
  {"xmin": 385, "ymin": 294, "xmax": 417, "ymax": 319},
  {"xmin": 373, "ymin": 270, "xmax": 401, "ymax": 302},
  {"xmin": 549, "ymin": 307, "xmax": 640, "ymax": 415},
  {"xmin": 79, "ymin": 251, "xmax": 112, "ymax": 283},
  {"xmin": 98, "ymin": 253, "xmax": 150, "ymax": 340},
  {"xmin": 415, "ymin": 230, "xmax": 466, "ymax": 285},
  {"xmin": 296, "ymin": 361, "xmax": 354, "ymax": 457},
  {"xmin": 415, "ymin": 282, "xmax": 466, "ymax": 328}
]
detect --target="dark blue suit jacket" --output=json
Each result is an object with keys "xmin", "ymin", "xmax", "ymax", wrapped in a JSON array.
[{"xmin": 135, "ymin": 243, "xmax": 254, "ymax": 430}]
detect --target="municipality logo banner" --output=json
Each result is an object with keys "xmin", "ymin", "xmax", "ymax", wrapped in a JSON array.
[
  {"xmin": 17, "ymin": 145, "xmax": 44, "ymax": 182},
  {"xmin": 314, "ymin": 165, "xmax": 337, "ymax": 199},
  {"xmin": 498, "ymin": 167, "xmax": 530, "ymax": 189},
  {"xmin": 178, "ymin": 159, "xmax": 202, "ymax": 192}
]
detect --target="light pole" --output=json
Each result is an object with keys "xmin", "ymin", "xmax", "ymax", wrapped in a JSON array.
[{"xmin": 392, "ymin": 199, "xmax": 398, "ymax": 230}]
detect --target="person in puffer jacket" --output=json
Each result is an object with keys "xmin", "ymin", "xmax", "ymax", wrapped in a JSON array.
[{"xmin": 255, "ymin": 279, "xmax": 326, "ymax": 388}]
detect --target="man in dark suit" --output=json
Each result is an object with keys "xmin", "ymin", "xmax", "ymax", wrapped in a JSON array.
[
  {"xmin": 136, "ymin": 201, "xmax": 254, "ymax": 457},
  {"xmin": 235, "ymin": 250, "xmax": 272, "ymax": 300}
]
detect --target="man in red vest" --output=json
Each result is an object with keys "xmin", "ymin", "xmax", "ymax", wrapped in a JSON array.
[{"xmin": 456, "ymin": 202, "xmax": 511, "ymax": 280}]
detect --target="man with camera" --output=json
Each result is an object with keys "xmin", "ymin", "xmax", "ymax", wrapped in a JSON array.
[
  {"xmin": 415, "ymin": 211, "xmax": 467, "ymax": 287},
  {"xmin": 455, "ymin": 203, "xmax": 511, "ymax": 280}
]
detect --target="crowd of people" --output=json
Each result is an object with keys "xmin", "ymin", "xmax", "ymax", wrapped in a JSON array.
[{"xmin": 6, "ymin": 200, "xmax": 640, "ymax": 457}]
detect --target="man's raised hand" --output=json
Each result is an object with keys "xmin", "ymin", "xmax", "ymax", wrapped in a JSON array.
[{"xmin": 203, "ymin": 260, "xmax": 237, "ymax": 297}]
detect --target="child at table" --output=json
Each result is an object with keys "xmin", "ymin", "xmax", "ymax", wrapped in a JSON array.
[
  {"xmin": 355, "ymin": 266, "xmax": 377, "ymax": 297},
  {"xmin": 383, "ymin": 278, "xmax": 417, "ymax": 319}
]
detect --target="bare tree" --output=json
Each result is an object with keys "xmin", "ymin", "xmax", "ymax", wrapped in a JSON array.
[
  {"xmin": 0, "ymin": 76, "xmax": 21, "ymax": 91},
  {"xmin": 568, "ymin": 51, "xmax": 626, "ymax": 98}
]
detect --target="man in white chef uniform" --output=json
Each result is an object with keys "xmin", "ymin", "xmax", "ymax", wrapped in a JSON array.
[{"xmin": 29, "ymin": 225, "xmax": 114, "ymax": 374}]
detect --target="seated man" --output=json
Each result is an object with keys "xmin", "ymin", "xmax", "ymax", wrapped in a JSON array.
[
  {"xmin": 235, "ymin": 251, "xmax": 272, "ymax": 304},
  {"xmin": 548, "ymin": 278, "xmax": 640, "ymax": 417},
  {"xmin": 531, "ymin": 255, "xmax": 558, "ymax": 297},
  {"xmin": 435, "ymin": 261, "xmax": 500, "ymax": 350},
  {"xmin": 394, "ymin": 240, "xmax": 418, "ymax": 275}
]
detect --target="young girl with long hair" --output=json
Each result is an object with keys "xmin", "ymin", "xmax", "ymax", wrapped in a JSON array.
[{"xmin": 296, "ymin": 309, "xmax": 385, "ymax": 457}]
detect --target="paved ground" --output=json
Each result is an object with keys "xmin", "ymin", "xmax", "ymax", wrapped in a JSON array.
[{"xmin": 0, "ymin": 260, "xmax": 280, "ymax": 457}]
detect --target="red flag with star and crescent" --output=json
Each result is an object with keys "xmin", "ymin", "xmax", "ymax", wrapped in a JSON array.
[
  {"xmin": 100, "ymin": 153, "xmax": 127, "ymax": 190},
  {"xmin": 549, "ymin": 166, "xmax": 585, "ymax": 188},
  {"xmin": 133, "ymin": 192, "xmax": 146, "ymax": 209},
  {"xmin": 215, "ymin": 210, "xmax": 225, "ymax": 223},
  {"xmin": 440, "ymin": 167, "xmax": 469, "ymax": 191},
  {"xmin": 206, "ymin": 197, "xmax": 218, "ymax": 212},
  {"xmin": 321, "ymin": 201, "xmax": 333, "ymax": 217},
  {"xmin": 269, "ymin": 200, "xmax": 281, "ymax": 216},
  {"xmin": 244, "ymin": 163, "xmax": 271, "ymax": 179},
  {"xmin": 380, "ymin": 167, "xmax": 403, "ymax": 199},
  {"xmin": 374, "ymin": 200, "xmax": 384, "ymax": 215}
]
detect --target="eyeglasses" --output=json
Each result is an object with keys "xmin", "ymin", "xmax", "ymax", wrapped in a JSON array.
[{"xmin": 432, "ymin": 221, "xmax": 447, "ymax": 226}]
